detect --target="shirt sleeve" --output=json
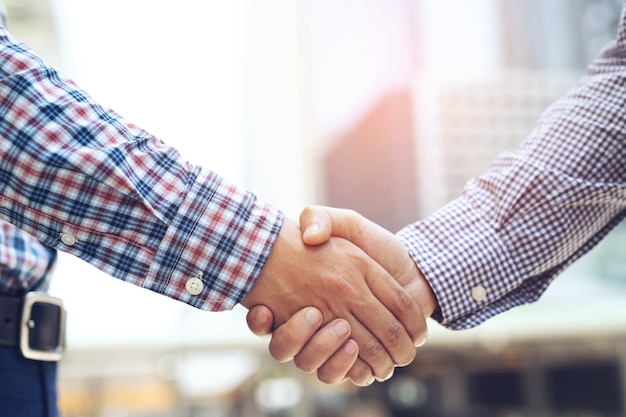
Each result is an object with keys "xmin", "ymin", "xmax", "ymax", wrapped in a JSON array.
[
  {"xmin": 0, "ymin": 26, "xmax": 282, "ymax": 312},
  {"xmin": 397, "ymin": 5, "xmax": 626, "ymax": 330}
]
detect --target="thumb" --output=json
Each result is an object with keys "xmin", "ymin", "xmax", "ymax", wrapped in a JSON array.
[
  {"xmin": 246, "ymin": 305, "xmax": 275, "ymax": 337},
  {"xmin": 299, "ymin": 205, "xmax": 333, "ymax": 245},
  {"xmin": 299, "ymin": 205, "xmax": 364, "ymax": 245},
  {"xmin": 302, "ymin": 206, "xmax": 412, "ymax": 284},
  {"xmin": 300, "ymin": 206, "xmax": 437, "ymax": 317}
]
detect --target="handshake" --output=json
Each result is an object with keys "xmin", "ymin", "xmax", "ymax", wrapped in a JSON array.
[{"xmin": 240, "ymin": 206, "xmax": 438, "ymax": 387}]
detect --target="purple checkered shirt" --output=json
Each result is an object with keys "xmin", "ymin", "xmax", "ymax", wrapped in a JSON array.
[
  {"xmin": 398, "ymin": 1, "xmax": 626, "ymax": 329},
  {"xmin": 0, "ymin": 24, "xmax": 282, "ymax": 310}
]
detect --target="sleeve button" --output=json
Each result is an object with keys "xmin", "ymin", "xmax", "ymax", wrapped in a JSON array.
[
  {"xmin": 185, "ymin": 277, "xmax": 204, "ymax": 295},
  {"xmin": 60, "ymin": 233, "xmax": 77, "ymax": 246},
  {"xmin": 471, "ymin": 285, "xmax": 487, "ymax": 302}
]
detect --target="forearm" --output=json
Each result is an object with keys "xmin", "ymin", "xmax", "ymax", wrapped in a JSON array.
[
  {"xmin": 0, "ymin": 25, "xmax": 282, "ymax": 310},
  {"xmin": 398, "ymin": 24, "xmax": 626, "ymax": 329}
]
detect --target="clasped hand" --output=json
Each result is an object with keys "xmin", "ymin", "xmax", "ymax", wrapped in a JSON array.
[{"xmin": 242, "ymin": 206, "xmax": 437, "ymax": 386}]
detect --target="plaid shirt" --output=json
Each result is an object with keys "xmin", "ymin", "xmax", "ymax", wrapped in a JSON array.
[
  {"xmin": 398, "ymin": 1, "xmax": 626, "ymax": 329},
  {"xmin": 0, "ymin": 25, "xmax": 282, "ymax": 310}
]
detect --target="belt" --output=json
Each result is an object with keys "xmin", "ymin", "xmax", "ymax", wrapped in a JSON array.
[{"xmin": 0, "ymin": 292, "xmax": 66, "ymax": 361}]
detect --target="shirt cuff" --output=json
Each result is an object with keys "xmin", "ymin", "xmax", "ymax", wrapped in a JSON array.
[
  {"xmin": 143, "ymin": 167, "xmax": 283, "ymax": 312},
  {"xmin": 397, "ymin": 197, "xmax": 518, "ymax": 329}
]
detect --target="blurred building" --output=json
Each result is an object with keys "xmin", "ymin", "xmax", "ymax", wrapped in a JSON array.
[
  {"xmin": 499, "ymin": 0, "xmax": 622, "ymax": 71},
  {"xmin": 318, "ymin": 0, "xmax": 623, "ymax": 220},
  {"xmin": 322, "ymin": 88, "xmax": 419, "ymax": 233},
  {"xmin": 412, "ymin": 70, "xmax": 578, "ymax": 217}
]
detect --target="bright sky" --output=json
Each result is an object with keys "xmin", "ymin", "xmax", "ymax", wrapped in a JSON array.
[{"xmin": 48, "ymin": 0, "xmax": 259, "ymax": 348}]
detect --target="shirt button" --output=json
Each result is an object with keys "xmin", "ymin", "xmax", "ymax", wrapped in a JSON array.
[
  {"xmin": 471, "ymin": 285, "xmax": 487, "ymax": 302},
  {"xmin": 60, "ymin": 233, "xmax": 77, "ymax": 246},
  {"xmin": 185, "ymin": 277, "xmax": 204, "ymax": 295}
]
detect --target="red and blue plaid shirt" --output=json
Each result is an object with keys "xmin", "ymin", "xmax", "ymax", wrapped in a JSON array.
[{"xmin": 0, "ymin": 25, "xmax": 282, "ymax": 311}]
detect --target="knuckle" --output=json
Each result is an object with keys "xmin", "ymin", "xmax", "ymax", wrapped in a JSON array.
[
  {"xmin": 385, "ymin": 319, "xmax": 405, "ymax": 345},
  {"xmin": 342, "ymin": 243, "xmax": 365, "ymax": 263},
  {"xmin": 354, "ymin": 224, "xmax": 369, "ymax": 243},
  {"xmin": 329, "ymin": 274, "xmax": 359, "ymax": 298},
  {"xmin": 360, "ymin": 339, "xmax": 384, "ymax": 360},
  {"xmin": 384, "ymin": 321, "xmax": 416, "ymax": 366},
  {"xmin": 396, "ymin": 288, "xmax": 414, "ymax": 312}
]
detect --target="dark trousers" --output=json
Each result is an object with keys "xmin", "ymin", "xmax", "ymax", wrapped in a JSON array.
[{"xmin": 0, "ymin": 346, "xmax": 59, "ymax": 417}]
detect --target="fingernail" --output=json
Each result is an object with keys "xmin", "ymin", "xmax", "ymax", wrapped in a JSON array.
[
  {"xmin": 378, "ymin": 369, "xmax": 394, "ymax": 382},
  {"xmin": 304, "ymin": 223, "xmax": 320, "ymax": 238},
  {"xmin": 304, "ymin": 308, "xmax": 321, "ymax": 326},
  {"xmin": 415, "ymin": 335, "xmax": 428, "ymax": 347},
  {"xmin": 333, "ymin": 321, "xmax": 349, "ymax": 336},
  {"xmin": 366, "ymin": 375, "xmax": 375, "ymax": 386},
  {"xmin": 343, "ymin": 340, "xmax": 357, "ymax": 355}
]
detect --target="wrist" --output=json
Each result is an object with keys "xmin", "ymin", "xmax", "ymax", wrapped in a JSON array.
[
  {"xmin": 403, "ymin": 263, "xmax": 438, "ymax": 319},
  {"xmin": 415, "ymin": 267, "xmax": 438, "ymax": 318},
  {"xmin": 240, "ymin": 217, "xmax": 300, "ymax": 311}
]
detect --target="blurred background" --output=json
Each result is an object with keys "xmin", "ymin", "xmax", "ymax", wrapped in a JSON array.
[{"xmin": 5, "ymin": 0, "xmax": 626, "ymax": 416}]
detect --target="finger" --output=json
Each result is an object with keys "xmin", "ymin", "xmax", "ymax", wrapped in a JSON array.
[
  {"xmin": 299, "ymin": 205, "xmax": 332, "ymax": 245},
  {"xmin": 314, "ymin": 339, "xmax": 360, "ymax": 385},
  {"xmin": 246, "ymin": 305, "xmax": 275, "ymax": 337},
  {"xmin": 293, "ymin": 318, "xmax": 352, "ymax": 374},
  {"xmin": 300, "ymin": 206, "xmax": 357, "ymax": 246},
  {"xmin": 348, "ymin": 315, "xmax": 397, "ymax": 380},
  {"xmin": 345, "ymin": 358, "xmax": 376, "ymax": 387},
  {"xmin": 315, "ymin": 239, "xmax": 416, "ymax": 377},
  {"xmin": 309, "ymin": 206, "xmax": 430, "ymax": 346},
  {"xmin": 358, "ymin": 261, "xmax": 424, "ymax": 363},
  {"xmin": 303, "ymin": 206, "xmax": 403, "ymax": 275},
  {"xmin": 268, "ymin": 307, "xmax": 324, "ymax": 363}
]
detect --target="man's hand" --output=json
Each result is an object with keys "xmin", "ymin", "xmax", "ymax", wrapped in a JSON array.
[
  {"xmin": 240, "ymin": 217, "xmax": 427, "ymax": 381},
  {"xmin": 300, "ymin": 207, "xmax": 437, "ymax": 317},
  {"xmin": 247, "ymin": 207, "xmax": 438, "ymax": 385},
  {"xmin": 247, "ymin": 305, "xmax": 362, "ymax": 385}
]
